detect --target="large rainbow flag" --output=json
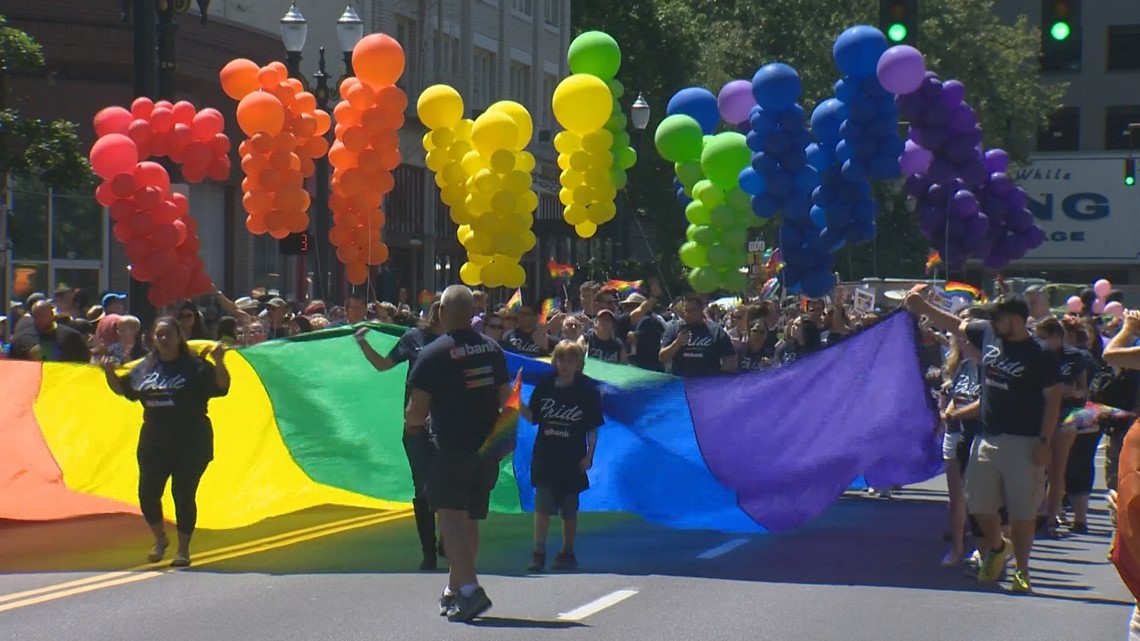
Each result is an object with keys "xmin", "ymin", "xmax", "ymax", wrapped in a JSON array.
[{"xmin": 1, "ymin": 313, "xmax": 942, "ymax": 533}]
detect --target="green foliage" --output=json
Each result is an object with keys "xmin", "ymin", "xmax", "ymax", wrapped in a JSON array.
[{"xmin": 572, "ymin": 0, "xmax": 1066, "ymax": 284}]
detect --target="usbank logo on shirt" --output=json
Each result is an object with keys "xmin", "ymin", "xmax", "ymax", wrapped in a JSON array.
[
  {"xmin": 450, "ymin": 342, "xmax": 496, "ymax": 359},
  {"xmin": 538, "ymin": 397, "xmax": 584, "ymax": 425}
]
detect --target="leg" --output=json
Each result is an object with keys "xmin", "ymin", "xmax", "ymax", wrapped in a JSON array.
[
  {"xmin": 438, "ymin": 509, "xmax": 476, "ymax": 591},
  {"xmin": 1047, "ymin": 429, "xmax": 1077, "ymax": 527},
  {"xmin": 169, "ymin": 460, "xmax": 209, "ymax": 565},
  {"xmin": 560, "ymin": 494, "xmax": 581, "ymax": 554},
  {"xmin": 404, "ymin": 432, "xmax": 437, "ymax": 569},
  {"xmin": 1067, "ymin": 431, "xmax": 1102, "ymax": 531},
  {"xmin": 1002, "ymin": 436, "xmax": 1047, "ymax": 581},
  {"xmin": 534, "ymin": 512, "xmax": 551, "ymax": 551},
  {"xmin": 964, "ymin": 436, "xmax": 1010, "ymax": 581},
  {"xmin": 1009, "ymin": 519, "xmax": 1036, "ymax": 573},
  {"xmin": 137, "ymin": 454, "xmax": 171, "ymax": 562},
  {"xmin": 943, "ymin": 458, "xmax": 966, "ymax": 565}
]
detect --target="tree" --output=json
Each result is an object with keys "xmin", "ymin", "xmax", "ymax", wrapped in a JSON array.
[
  {"xmin": 575, "ymin": 0, "xmax": 1065, "ymax": 285},
  {"xmin": 0, "ymin": 14, "xmax": 91, "ymax": 307}
]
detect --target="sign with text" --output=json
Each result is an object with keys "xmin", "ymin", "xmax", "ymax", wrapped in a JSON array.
[{"xmin": 853, "ymin": 287, "xmax": 876, "ymax": 314}]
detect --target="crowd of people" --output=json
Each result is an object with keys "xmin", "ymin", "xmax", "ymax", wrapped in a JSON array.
[{"xmin": 3, "ymin": 276, "xmax": 1136, "ymax": 622}]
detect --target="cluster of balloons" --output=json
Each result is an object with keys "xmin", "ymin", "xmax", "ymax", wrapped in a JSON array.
[
  {"xmin": 221, "ymin": 58, "xmax": 331, "ymax": 241},
  {"xmin": 95, "ymin": 98, "xmax": 232, "ymax": 184},
  {"xmin": 830, "ymin": 28, "xmax": 904, "ymax": 182},
  {"xmin": 418, "ymin": 86, "xmax": 538, "ymax": 288},
  {"xmin": 568, "ymin": 31, "xmax": 638, "ymax": 194},
  {"xmin": 327, "ymin": 34, "xmax": 407, "ymax": 284},
  {"xmin": 897, "ymin": 71, "xmax": 1044, "ymax": 269},
  {"xmin": 90, "ymin": 107, "xmax": 216, "ymax": 306},
  {"xmin": 553, "ymin": 56, "xmax": 617, "ymax": 238},
  {"xmin": 1068, "ymin": 279, "xmax": 1124, "ymax": 317},
  {"xmin": 655, "ymin": 87, "xmax": 758, "ymax": 293}
]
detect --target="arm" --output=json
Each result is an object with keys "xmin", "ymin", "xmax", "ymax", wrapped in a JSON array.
[
  {"xmin": 631, "ymin": 280, "xmax": 664, "ymax": 325},
  {"xmin": 580, "ymin": 428, "xmax": 599, "ymax": 472},
  {"xmin": 904, "ymin": 293, "xmax": 966, "ymax": 335},
  {"xmin": 619, "ymin": 344, "xmax": 629, "ymax": 364},
  {"xmin": 102, "ymin": 360, "xmax": 126, "ymax": 397},
  {"xmin": 356, "ymin": 328, "xmax": 397, "ymax": 372},
  {"xmin": 1104, "ymin": 311, "xmax": 1140, "ymax": 368},
  {"xmin": 1040, "ymin": 385, "xmax": 1064, "ymax": 443},
  {"xmin": 944, "ymin": 399, "xmax": 980, "ymax": 422},
  {"xmin": 212, "ymin": 346, "xmax": 231, "ymax": 392},
  {"xmin": 659, "ymin": 327, "xmax": 688, "ymax": 363},
  {"xmin": 213, "ymin": 290, "xmax": 252, "ymax": 324}
]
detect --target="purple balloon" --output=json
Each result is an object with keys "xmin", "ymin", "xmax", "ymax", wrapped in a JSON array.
[
  {"xmin": 988, "ymin": 172, "xmax": 1014, "ymax": 196},
  {"xmin": 928, "ymin": 157, "xmax": 955, "ymax": 182},
  {"xmin": 950, "ymin": 189, "xmax": 979, "ymax": 218},
  {"xmin": 984, "ymin": 250, "xmax": 1010, "ymax": 270},
  {"xmin": 1024, "ymin": 225, "xmax": 1046, "ymax": 249},
  {"xmin": 944, "ymin": 137, "xmax": 978, "ymax": 163},
  {"xmin": 1006, "ymin": 187, "xmax": 1027, "ymax": 211},
  {"xmin": 1000, "ymin": 232, "xmax": 1028, "ymax": 260},
  {"xmin": 964, "ymin": 214, "xmax": 990, "ymax": 251},
  {"xmin": 984, "ymin": 148, "xmax": 1010, "ymax": 173},
  {"xmin": 899, "ymin": 140, "xmax": 933, "ymax": 175},
  {"xmin": 1008, "ymin": 208, "xmax": 1035, "ymax": 232},
  {"xmin": 718, "ymin": 79, "xmax": 757, "ymax": 126},
  {"xmin": 914, "ymin": 126, "xmax": 948, "ymax": 151},
  {"xmin": 947, "ymin": 105, "xmax": 978, "ymax": 134},
  {"xmin": 960, "ymin": 159, "xmax": 989, "ymax": 187},
  {"xmin": 941, "ymin": 80, "xmax": 966, "ymax": 107},
  {"xmin": 921, "ymin": 101, "xmax": 951, "ymax": 127},
  {"xmin": 877, "ymin": 45, "xmax": 927, "ymax": 95},
  {"xmin": 921, "ymin": 76, "xmax": 943, "ymax": 98}
]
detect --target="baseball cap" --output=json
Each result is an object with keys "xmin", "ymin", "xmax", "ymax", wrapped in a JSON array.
[
  {"xmin": 622, "ymin": 293, "xmax": 647, "ymax": 305},
  {"xmin": 596, "ymin": 308, "xmax": 616, "ymax": 320},
  {"xmin": 101, "ymin": 292, "xmax": 127, "ymax": 307},
  {"xmin": 234, "ymin": 296, "xmax": 260, "ymax": 311}
]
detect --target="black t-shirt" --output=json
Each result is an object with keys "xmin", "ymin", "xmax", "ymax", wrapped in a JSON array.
[
  {"xmin": 631, "ymin": 315, "xmax": 666, "ymax": 371},
  {"xmin": 9, "ymin": 322, "xmax": 90, "ymax": 363},
  {"xmin": 1056, "ymin": 345, "xmax": 1088, "ymax": 414},
  {"xmin": 966, "ymin": 321, "xmax": 1061, "ymax": 437},
  {"xmin": 661, "ymin": 320, "xmax": 735, "ymax": 377},
  {"xmin": 501, "ymin": 328, "xmax": 551, "ymax": 356},
  {"xmin": 528, "ymin": 374, "xmax": 604, "ymax": 492},
  {"xmin": 774, "ymin": 342, "xmax": 800, "ymax": 365},
  {"xmin": 409, "ymin": 329, "xmax": 509, "ymax": 452},
  {"xmin": 946, "ymin": 361, "xmax": 981, "ymax": 435},
  {"xmin": 389, "ymin": 327, "xmax": 439, "ymax": 401},
  {"xmin": 120, "ymin": 354, "xmax": 229, "ymax": 459},
  {"xmin": 737, "ymin": 345, "xmax": 769, "ymax": 372},
  {"xmin": 584, "ymin": 330, "xmax": 623, "ymax": 363}
]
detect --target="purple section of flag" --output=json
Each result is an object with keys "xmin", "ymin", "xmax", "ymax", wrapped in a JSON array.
[{"xmin": 686, "ymin": 312, "xmax": 943, "ymax": 531}]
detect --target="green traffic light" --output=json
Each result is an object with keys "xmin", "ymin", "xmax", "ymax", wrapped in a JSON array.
[
  {"xmin": 887, "ymin": 23, "xmax": 908, "ymax": 42},
  {"xmin": 1050, "ymin": 21, "xmax": 1071, "ymax": 41},
  {"xmin": 1127, "ymin": 175, "xmax": 1136, "ymax": 186}
]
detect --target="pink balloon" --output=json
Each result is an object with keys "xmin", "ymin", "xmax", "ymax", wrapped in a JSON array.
[
  {"xmin": 717, "ymin": 79, "xmax": 756, "ymax": 126},
  {"xmin": 1094, "ymin": 278, "xmax": 1112, "ymax": 299},
  {"xmin": 94, "ymin": 106, "xmax": 133, "ymax": 137},
  {"xmin": 1066, "ymin": 296, "xmax": 1083, "ymax": 314},
  {"xmin": 1093, "ymin": 299, "xmax": 1106, "ymax": 315},
  {"xmin": 1105, "ymin": 301, "xmax": 1125, "ymax": 319},
  {"xmin": 89, "ymin": 134, "xmax": 139, "ymax": 179}
]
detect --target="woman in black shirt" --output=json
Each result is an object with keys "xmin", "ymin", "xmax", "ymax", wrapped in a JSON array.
[{"xmin": 102, "ymin": 316, "xmax": 230, "ymax": 567}]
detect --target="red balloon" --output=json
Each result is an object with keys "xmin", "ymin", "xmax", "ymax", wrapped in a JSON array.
[
  {"xmin": 112, "ymin": 221, "xmax": 132, "ymax": 243},
  {"xmin": 130, "ymin": 97, "xmax": 155, "ymax": 120},
  {"xmin": 188, "ymin": 271, "xmax": 213, "ymax": 297},
  {"xmin": 150, "ymin": 136, "xmax": 169, "ymax": 158},
  {"xmin": 125, "ymin": 236, "xmax": 153, "ymax": 261},
  {"xmin": 207, "ymin": 156, "xmax": 231, "ymax": 182},
  {"xmin": 134, "ymin": 186, "xmax": 164, "ymax": 211},
  {"xmin": 147, "ymin": 283, "xmax": 168, "ymax": 306},
  {"xmin": 151, "ymin": 223, "xmax": 180, "ymax": 249},
  {"xmin": 182, "ymin": 213, "xmax": 199, "ymax": 235},
  {"xmin": 172, "ymin": 219, "xmax": 189, "ymax": 246},
  {"xmin": 89, "ymin": 134, "xmax": 139, "ymax": 180},
  {"xmin": 95, "ymin": 180, "xmax": 117, "ymax": 207},
  {"xmin": 142, "ymin": 248, "xmax": 178, "ymax": 276},
  {"xmin": 110, "ymin": 173, "xmax": 137, "ymax": 198},
  {"xmin": 161, "ymin": 263, "xmax": 192, "ymax": 297},
  {"xmin": 185, "ymin": 142, "xmax": 213, "ymax": 171},
  {"xmin": 94, "ymin": 106, "xmax": 133, "ymax": 137},
  {"xmin": 155, "ymin": 100, "xmax": 173, "ymax": 111},
  {"xmin": 191, "ymin": 108, "xmax": 225, "ymax": 142},
  {"xmin": 172, "ymin": 101, "xmax": 197, "ymax": 126},
  {"xmin": 209, "ymin": 133, "xmax": 231, "ymax": 157},
  {"xmin": 132, "ymin": 161, "xmax": 170, "ymax": 193},
  {"xmin": 150, "ymin": 107, "xmax": 175, "ymax": 134},
  {"xmin": 126, "ymin": 211, "xmax": 156, "ymax": 238},
  {"xmin": 182, "ymin": 165, "xmax": 207, "ymax": 183},
  {"xmin": 181, "ymin": 234, "xmax": 202, "ymax": 255},
  {"xmin": 168, "ymin": 123, "xmax": 193, "ymax": 159},
  {"xmin": 109, "ymin": 199, "xmax": 135, "ymax": 222},
  {"xmin": 128, "ymin": 119, "xmax": 152, "ymax": 148},
  {"xmin": 153, "ymin": 199, "xmax": 180, "ymax": 224},
  {"xmin": 170, "ymin": 192, "xmax": 190, "ymax": 216}
]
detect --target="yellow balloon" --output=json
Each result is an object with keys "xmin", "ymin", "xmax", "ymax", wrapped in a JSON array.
[
  {"xmin": 487, "ymin": 100, "xmax": 533, "ymax": 150},
  {"xmin": 450, "ymin": 204, "xmax": 474, "ymax": 226},
  {"xmin": 490, "ymin": 149, "xmax": 516, "ymax": 173},
  {"xmin": 441, "ymin": 183, "xmax": 466, "ymax": 207},
  {"xmin": 480, "ymin": 261, "xmax": 506, "ymax": 288},
  {"xmin": 469, "ymin": 253, "xmax": 492, "ymax": 265},
  {"xmin": 430, "ymin": 127, "xmax": 454, "ymax": 149},
  {"xmin": 553, "ymin": 74, "xmax": 612, "ymax": 134},
  {"xmin": 417, "ymin": 85, "xmax": 464, "ymax": 129},
  {"xmin": 471, "ymin": 111, "xmax": 519, "ymax": 157},
  {"xmin": 517, "ymin": 151, "xmax": 536, "ymax": 172},
  {"xmin": 426, "ymin": 149, "xmax": 449, "ymax": 172},
  {"xmin": 582, "ymin": 130, "xmax": 614, "ymax": 153},
  {"xmin": 584, "ymin": 168, "xmax": 609, "ymax": 187},
  {"xmin": 576, "ymin": 221, "xmax": 598, "ymax": 238},
  {"xmin": 590, "ymin": 201, "xmax": 617, "ymax": 224},
  {"xmin": 474, "ymin": 169, "xmax": 500, "ymax": 194},
  {"xmin": 569, "ymin": 151, "xmax": 592, "ymax": 171},
  {"xmin": 422, "ymin": 132, "xmax": 435, "ymax": 152},
  {"xmin": 434, "ymin": 172, "xmax": 447, "ymax": 190},
  {"xmin": 517, "ymin": 190, "xmax": 538, "ymax": 214},
  {"xmin": 557, "ymin": 154, "xmax": 571, "ymax": 171},
  {"xmin": 561, "ymin": 169, "xmax": 584, "ymax": 188},
  {"xmin": 503, "ymin": 170, "xmax": 531, "ymax": 192},
  {"xmin": 465, "ymin": 192, "xmax": 491, "ymax": 214},
  {"xmin": 465, "ymin": 231, "xmax": 492, "ymax": 255},
  {"xmin": 554, "ymin": 132, "xmax": 582, "ymax": 154},
  {"xmin": 597, "ymin": 182, "xmax": 618, "ymax": 201},
  {"xmin": 572, "ymin": 185, "xmax": 596, "ymax": 205},
  {"xmin": 491, "ymin": 191, "xmax": 517, "ymax": 216},
  {"xmin": 565, "ymin": 204, "xmax": 589, "ymax": 225},
  {"xmin": 459, "ymin": 261, "xmax": 482, "ymax": 286},
  {"xmin": 588, "ymin": 152, "xmax": 613, "ymax": 169},
  {"xmin": 509, "ymin": 209, "xmax": 533, "ymax": 230},
  {"xmin": 520, "ymin": 230, "xmax": 537, "ymax": 253},
  {"xmin": 559, "ymin": 188, "xmax": 574, "ymax": 206},
  {"xmin": 442, "ymin": 162, "xmax": 466, "ymax": 186},
  {"xmin": 462, "ymin": 150, "xmax": 487, "ymax": 175},
  {"xmin": 454, "ymin": 118, "xmax": 474, "ymax": 141},
  {"xmin": 503, "ymin": 263, "xmax": 526, "ymax": 288},
  {"xmin": 449, "ymin": 141, "xmax": 472, "ymax": 162}
]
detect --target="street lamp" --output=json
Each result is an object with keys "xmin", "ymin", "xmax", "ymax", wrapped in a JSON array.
[
  {"xmin": 337, "ymin": 6, "xmax": 364, "ymax": 77},
  {"xmin": 280, "ymin": 3, "xmax": 308, "ymax": 73},
  {"xmin": 620, "ymin": 94, "xmax": 651, "ymax": 266},
  {"xmin": 630, "ymin": 94, "xmax": 651, "ymax": 131}
]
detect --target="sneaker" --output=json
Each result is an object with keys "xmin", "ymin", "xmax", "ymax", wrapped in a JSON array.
[
  {"xmin": 1070, "ymin": 521, "xmax": 1089, "ymax": 534},
  {"xmin": 527, "ymin": 550, "xmax": 546, "ymax": 573},
  {"xmin": 447, "ymin": 587, "xmax": 492, "ymax": 623},
  {"xmin": 977, "ymin": 538, "xmax": 1012, "ymax": 583},
  {"xmin": 1010, "ymin": 569, "xmax": 1032, "ymax": 593},
  {"xmin": 551, "ymin": 552, "xmax": 578, "ymax": 571},
  {"xmin": 962, "ymin": 550, "xmax": 982, "ymax": 578},
  {"xmin": 439, "ymin": 590, "xmax": 456, "ymax": 617}
]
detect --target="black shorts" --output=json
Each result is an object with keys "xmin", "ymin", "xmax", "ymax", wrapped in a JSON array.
[
  {"xmin": 428, "ymin": 449, "xmax": 500, "ymax": 520},
  {"xmin": 535, "ymin": 486, "xmax": 580, "ymax": 517}
]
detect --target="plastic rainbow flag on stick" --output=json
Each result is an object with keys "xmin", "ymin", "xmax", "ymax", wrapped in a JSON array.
[
  {"xmin": 925, "ymin": 251, "xmax": 942, "ymax": 275},
  {"xmin": 506, "ymin": 288, "xmax": 522, "ymax": 311},
  {"xmin": 479, "ymin": 369, "xmax": 523, "ymax": 459},
  {"xmin": 605, "ymin": 279, "xmax": 642, "ymax": 295},
  {"xmin": 1062, "ymin": 402, "xmax": 1136, "ymax": 432},
  {"xmin": 759, "ymin": 277, "xmax": 780, "ymax": 300},
  {"xmin": 548, "ymin": 259, "xmax": 575, "ymax": 280},
  {"xmin": 539, "ymin": 297, "xmax": 562, "ymax": 325},
  {"xmin": 944, "ymin": 281, "xmax": 987, "ymax": 305}
]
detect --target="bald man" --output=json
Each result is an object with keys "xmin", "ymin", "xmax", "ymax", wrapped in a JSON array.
[
  {"xmin": 406, "ymin": 285, "xmax": 510, "ymax": 623},
  {"xmin": 8, "ymin": 300, "xmax": 90, "ymax": 362}
]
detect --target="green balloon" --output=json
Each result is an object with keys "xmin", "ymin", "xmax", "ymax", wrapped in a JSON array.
[
  {"xmin": 612, "ymin": 130, "xmax": 631, "ymax": 149},
  {"xmin": 675, "ymin": 161, "xmax": 705, "ymax": 191},
  {"xmin": 568, "ymin": 31, "xmax": 622, "ymax": 80},
  {"xmin": 610, "ymin": 167, "xmax": 628, "ymax": 189},
  {"xmin": 729, "ymin": 247, "xmax": 748, "ymax": 267},
  {"xmin": 722, "ymin": 269, "xmax": 749, "ymax": 292},
  {"xmin": 692, "ymin": 225, "xmax": 718, "ymax": 245},
  {"xmin": 685, "ymin": 201, "xmax": 711, "ymax": 225},
  {"xmin": 617, "ymin": 146, "xmax": 637, "ymax": 170},
  {"xmin": 719, "ymin": 226, "xmax": 748, "ymax": 247},
  {"xmin": 706, "ymin": 243, "xmax": 732, "ymax": 268},
  {"xmin": 692, "ymin": 180, "xmax": 724, "ymax": 207},
  {"xmin": 679, "ymin": 241, "xmax": 709, "ymax": 268},
  {"xmin": 655, "ymin": 115, "xmax": 704, "ymax": 163},
  {"xmin": 709, "ymin": 205, "xmax": 734, "ymax": 228},
  {"xmin": 688, "ymin": 267, "xmax": 720, "ymax": 294},
  {"xmin": 607, "ymin": 78, "xmax": 625, "ymax": 99},
  {"xmin": 700, "ymin": 132, "xmax": 750, "ymax": 191},
  {"xmin": 685, "ymin": 225, "xmax": 700, "ymax": 242},
  {"xmin": 606, "ymin": 110, "xmax": 628, "ymax": 131},
  {"xmin": 725, "ymin": 188, "xmax": 751, "ymax": 213}
]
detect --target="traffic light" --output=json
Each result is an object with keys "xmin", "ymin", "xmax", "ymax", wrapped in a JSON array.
[
  {"xmin": 279, "ymin": 231, "xmax": 310, "ymax": 255},
  {"xmin": 1041, "ymin": 0, "xmax": 1082, "ymax": 72},
  {"xmin": 1126, "ymin": 158, "xmax": 1136, "ymax": 187},
  {"xmin": 879, "ymin": 0, "xmax": 918, "ymax": 46}
]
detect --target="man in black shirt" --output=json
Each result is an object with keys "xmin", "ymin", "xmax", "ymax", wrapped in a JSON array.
[
  {"xmin": 907, "ymin": 292, "xmax": 1061, "ymax": 593},
  {"xmin": 8, "ymin": 300, "xmax": 90, "ymax": 363},
  {"xmin": 356, "ymin": 301, "xmax": 443, "ymax": 570},
  {"xmin": 407, "ymin": 285, "xmax": 509, "ymax": 623},
  {"xmin": 500, "ymin": 301, "xmax": 552, "ymax": 356},
  {"xmin": 660, "ymin": 294, "xmax": 737, "ymax": 376}
]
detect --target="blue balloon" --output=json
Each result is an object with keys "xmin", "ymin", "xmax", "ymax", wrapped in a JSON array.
[
  {"xmin": 751, "ymin": 193, "xmax": 778, "ymax": 219},
  {"xmin": 752, "ymin": 63, "xmax": 802, "ymax": 111},
  {"xmin": 667, "ymin": 87, "xmax": 721, "ymax": 135},
  {"xmin": 750, "ymin": 109, "xmax": 778, "ymax": 135},
  {"xmin": 765, "ymin": 130, "xmax": 791, "ymax": 156},
  {"xmin": 835, "ymin": 140, "xmax": 853, "ymax": 163},
  {"xmin": 852, "ymin": 198, "xmax": 876, "ymax": 223},
  {"xmin": 861, "ymin": 76, "xmax": 889, "ymax": 98},
  {"xmin": 800, "ymin": 268, "xmax": 834, "ymax": 298},
  {"xmin": 746, "ymin": 131, "xmax": 765, "ymax": 152},
  {"xmin": 825, "ymin": 202, "xmax": 854, "ymax": 228},
  {"xmin": 777, "ymin": 109, "xmax": 806, "ymax": 132},
  {"xmin": 806, "ymin": 143, "xmax": 833, "ymax": 171},
  {"xmin": 790, "ymin": 130, "xmax": 814, "ymax": 150},
  {"xmin": 811, "ymin": 98, "xmax": 846, "ymax": 144},
  {"xmin": 767, "ymin": 169, "xmax": 793, "ymax": 197},
  {"xmin": 780, "ymin": 223, "xmax": 805, "ymax": 249},
  {"xmin": 820, "ymin": 226, "xmax": 847, "ymax": 253},
  {"xmin": 794, "ymin": 166, "xmax": 821, "ymax": 192},
  {"xmin": 739, "ymin": 167, "xmax": 765, "ymax": 194},
  {"xmin": 869, "ymin": 153, "xmax": 900, "ymax": 179},
  {"xmin": 781, "ymin": 150, "xmax": 807, "ymax": 172},
  {"xmin": 833, "ymin": 25, "xmax": 889, "ymax": 79},
  {"xmin": 810, "ymin": 205, "xmax": 828, "ymax": 229},
  {"xmin": 835, "ymin": 79, "xmax": 857, "ymax": 104},
  {"xmin": 849, "ymin": 100, "xmax": 876, "ymax": 122},
  {"xmin": 751, "ymin": 151, "xmax": 777, "ymax": 173},
  {"xmin": 781, "ymin": 196, "xmax": 811, "ymax": 221}
]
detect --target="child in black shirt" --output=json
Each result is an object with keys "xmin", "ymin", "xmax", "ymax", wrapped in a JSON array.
[{"xmin": 521, "ymin": 340, "xmax": 603, "ymax": 572}]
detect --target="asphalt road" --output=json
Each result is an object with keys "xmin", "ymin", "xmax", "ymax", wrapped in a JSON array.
[{"xmin": 1, "ymin": 477, "xmax": 1133, "ymax": 641}]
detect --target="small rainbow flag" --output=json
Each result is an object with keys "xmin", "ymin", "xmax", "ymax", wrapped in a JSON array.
[
  {"xmin": 479, "ymin": 369, "xmax": 523, "ymax": 459},
  {"xmin": 605, "ymin": 279, "xmax": 643, "ymax": 295},
  {"xmin": 759, "ymin": 277, "xmax": 780, "ymax": 300},
  {"xmin": 764, "ymin": 248, "xmax": 784, "ymax": 275},
  {"xmin": 417, "ymin": 289, "xmax": 434, "ymax": 310},
  {"xmin": 548, "ymin": 259, "xmax": 575, "ymax": 280},
  {"xmin": 944, "ymin": 281, "xmax": 987, "ymax": 304},
  {"xmin": 539, "ymin": 297, "xmax": 562, "ymax": 325},
  {"xmin": 506, "ymin": 288, "xmax": 522, "ymax": 311},
  {"xmin": 925, "ymin": 250, "xmax": 942, "ymax": 274}
]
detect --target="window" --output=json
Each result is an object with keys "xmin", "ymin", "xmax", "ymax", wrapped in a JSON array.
[
  {"xmin": 395, "ymin": 16, "xmax": 417, "ymax": 91},
  {"xmin": 1105, "ymin": 106, "xmax": 1140, "ymax": 150},
  {"xmin": 509, "ymin": 61, "xmax": 532, "ymax": 107},
  {"xmin": 53, "ymin": 191, "xmax": 103, "ymax": 260},
  {"xmin": 473, "ymin": 48, "xmax": 497, "ymax": 110},
  {"xmin": 512, "ymin": 0, "xmax": 533, "ymax": 17},
  {"xmin": 542, "ymin": 73, "xmax": 558, "ymax": 130},
  {"xmin": 10, "ymin": 176, "xmax": 48, "ymax": 260},
  {"xmin": 544, "ymin": 0, "xmax": 561, "ymax": 27},
  {"xmin": 1037, "ymin": 106, "xmax": 1079, "ymax": 151},
  {"xmin": 437, "ymin": 32, "xmax": 460, "ymax": 79},
  {"xmin": 1108, "ymin": 25, "xmax": 1140, "ymax": 71}
]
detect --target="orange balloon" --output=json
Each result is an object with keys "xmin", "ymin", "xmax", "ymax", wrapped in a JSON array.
[
  {"xmin": 356, "ymin": 149, "xmax": 383, "ymax": 173},
  {"xmin": 379, "ymin": 147, "xmax": 401, "ymax": 172},
  {"xmin": 313, "ymin": 110, "xmax": 331, "ymax": 135},
  {"xmin": 339, "ymin": 77, "xmax": 361, "ymax": 97},
  {"xmin": 284, "ymin": 208, "xmax": 309, "ymax": 233},
  {"xmin": 327, "ymin": 142, "xmax": 356, "ymax": 169},
  {"xmin": 241, "ymin": 152, "xmax": 267, "ymax": 176},
  {"xmin": 250, "ymin": 132, "xmax": 275, "ymax": 153},
  {"xmin": 352, "ymin": 33, "xmax": 405, "ymax": 89},
  {"xmin": 280, "ymin": 168, "xmax": 303, "ymax": 188},
  {"xmin": 328, "ymin": 226, "xmax": 349, "ymax": 246},
  {"xmin": 287, "ymin": 78, "xmax": 304, "ymax": 93},
  {"xmin": 302, "ymin": 136, "xmax": 328, "ymax": 159},
  {"xmin": 293, "ymin": 92, "xmax": 317, "ymax": 115},
  {"xmin": 373, "ymin": 169, "xmax": 396, "ymax": 194},
  {"xmin": 294, "ymin": 113, "xmax": 318, "ymax": 139},
  {"xmin": 333, "ymin": 101, "xmax": 362, "ymax": 127},
  {"xmin": 220, "ymin": 58, "xmax": 260, "ymax": 100},
  {"xmin": 241, "ymin": 177, "xmax": 257, "ymax": 192},
  {"xmin": 369, "ymin": 130, "xmax": 399, "ymax": 152},
  {"xmin": 275, "ymin": 187, "xmax": 308, "ymax": 212},
  {"xmin": 366, "ymin": 242, "xmax": 390, "ymax": 266},
  {"xmin": 342, "ymin": 126, "xmax": 368, "ymax": 153},
  {"xmin": 246, "ymin": 214, "xmax": 268, "ymax": 235},
  {"xmin": 368, "ymin": 210, "xmax": 387, "ymax": 229},
  {"xmin": 243, "ymin": 190, "xmax": 273, "ymax": 216},
  {"xmin": 238, "ymin": 139, "xmax": 253, "ymax": 156},
  {"xmin": 346, "ymin": 83, "xmax": 375, "ymax": 111},
  {"xmin": 258, "ymin": 62, "xmax": 288, "ymax": 90},
  {"xmin": 299, "ymin": 156, "xmax": 316, "ymax": 177},
  {"xmin": 268, "ymin": 149, "xmax": 293, "ymax": 171},
  {"xmin": 336, "ymin": 168, "xmax": 366, "ymax": 196},
  {"xmin": 360, "ymin": 109, "xmax": 389, "ymax": 134},
  {"xmin": 336, "ymin": 244, "xmax": 360, "ymax": 264},
  {"xmin": 274, "ymin": 131, "xmax": 297, "ymax": 151},
  {"xmin": 346, "ymin": 262, "xmax": 370, "ymax": 285},
  {"xmin": 374, "ymin": 86, "xmax": 409, "ymax": 115},
  {"xmin": 269, "ymin": 227, "xmax": 291, "ymax": 240},
  {"xmin": 237, "ymin": 92, "xmax": 285, "ymax": 136},
  {"xmin": 272, "ymin": 82, "xmax": 296, "ymax": 106},
  {"xmin": 264, "ymin": 209, "xmax": 286, "ymax": 230},
  {"xmin": 259, "ymin": 167, "xmax": 283, "ymax": 191}
]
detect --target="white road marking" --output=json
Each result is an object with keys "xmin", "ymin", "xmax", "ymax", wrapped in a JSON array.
[
  {"xmin": 557, "ymin": 589, "xmax": 639, "ymax": 621},
  {"xmin": 696, "ymin": 537, "xmax": 749, "ymax": 559}
]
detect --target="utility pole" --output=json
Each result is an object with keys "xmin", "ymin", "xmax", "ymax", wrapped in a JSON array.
[{"xmin": 129, "ymin": 0, "xmax": 158, "ymax": 328}]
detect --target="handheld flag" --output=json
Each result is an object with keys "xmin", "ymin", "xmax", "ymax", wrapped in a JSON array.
[
  {"xmin": 479, "ymin": 369, "xmax": 523, "ymax": 459},
  {"xmin": 925, "ymin": 251, "xmax": 942, "ymax": 275},
  {"xmin": 506, "ymin": 288, "xmax": 523, "ymax": 311},
  {"xmin": 759, "ymin": 277, "xmax": 780, "ymax": 300},
  {"xmin": 605, "ymin": 279, "xmax": 643, "ymax": 296},
  {"xmin": 764, "ymin": 248, "xmax": 784, "ymax": 275},
  {"xmin": 944, "ymin": 281, "xmax": 987, "ymax": 305},
  {"xmin": 547, "ymin": 259, "xmax": 575, "ymax": 280},
  {"xmin": 539, "ymin": 297, "xmax": 562, "ymax": 325}
]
